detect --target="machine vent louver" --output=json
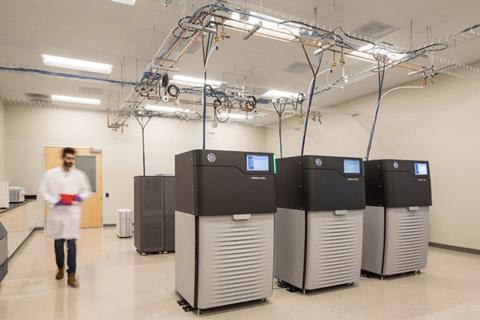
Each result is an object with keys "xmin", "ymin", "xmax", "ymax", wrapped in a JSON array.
[
  {"xmin": 384, "ymin": 208, "xmax": 429, "ymax": 275},
  {"xmin": 305, "ymin": 211, "xmax": 363, "ymax": 289},
  {"xmin": 197, "ymin": 215, "xmax": 274, "ymax": 309}
]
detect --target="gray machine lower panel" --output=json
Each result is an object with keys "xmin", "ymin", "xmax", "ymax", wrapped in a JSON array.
[
  {"xmin": 274, "ymin": 208, "xmax": 305, "ymax": 289},
  {"xmin": 362, "ymin": 206, "xmax": 429, "ymax": 276},
  {"xmin": 0, "ymin": 224, "xmax": 6, "ymax": 283},
  {"xmin": 0, "ymin": 260, "xmax": 7, "ymax": 283},
  {"xmin": 175, "ymin": 211, "xmax": 274, "ymax": 310},
  {"xmin": 275, "ymin": 208, "xmax": 363, "ymax": 290},
  {"xmin": 175, "ymin": 212, "xmax": 196, "ymax": 306},
  {"xmin": 0, "ymin": 235, "xmax": 7, "ymax": 267}
]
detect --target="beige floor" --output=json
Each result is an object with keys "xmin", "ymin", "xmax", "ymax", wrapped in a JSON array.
[{"xmin": 1, "ymin": 229, "xmax": 480, "ymax": 320}]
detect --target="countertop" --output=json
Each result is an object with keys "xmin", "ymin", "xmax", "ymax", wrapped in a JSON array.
[{"xmin": 0, "ymin": 196, "xmax": 37, "ymax": 214}]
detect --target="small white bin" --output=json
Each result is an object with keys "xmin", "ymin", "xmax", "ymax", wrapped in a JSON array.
[{"xmin": 117, "ymin": 209, "xmax": 133, "ymax": 238}]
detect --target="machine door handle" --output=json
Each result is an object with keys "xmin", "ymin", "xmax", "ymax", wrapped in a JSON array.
[
  {"xmin": 408, "ymin": 206, "xmax": 419, "ymax": 212},
  {"xmin": 334, "ymin": 210, "xmax": 348, "ymax": 216},
  {"xmin": 233, "ymin": 214, "xmax": 252, "ymax": 221}
]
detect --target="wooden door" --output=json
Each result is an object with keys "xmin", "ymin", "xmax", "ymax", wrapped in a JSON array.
[{"xmin": 44, "ymin": 147, "xmax": 102, "ymax": 228}]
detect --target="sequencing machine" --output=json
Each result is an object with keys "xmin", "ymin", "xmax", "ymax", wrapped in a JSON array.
[
  {"xmin": 175, "ymin": 150, "xmax": 276, "ymax": 312},
  {"xmin": 275, "ymin": 156, "xmax": 365, "ymax": 293},
  {"xmin": 134, "ymin": 175, "xmax": 175, "ymax": 254},
  {"xmin": 362, "ymin": 159, "xmax": 432, "ymax": 277}
]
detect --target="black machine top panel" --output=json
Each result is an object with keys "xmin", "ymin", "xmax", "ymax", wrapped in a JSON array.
[
  {"xmin": 365, "ymin": 159, "xmax": 432, "ymax": 207},
  {"xmin": 276, "ymin": 155, "xmax": 366, "ymax": 211},
  {"xmin": 191, "ymin": 149, "xmax": 275, "ymax": 174},
  {"xmin": 175, "ymin": 149, "xmax": 276, "ymax": 216}
]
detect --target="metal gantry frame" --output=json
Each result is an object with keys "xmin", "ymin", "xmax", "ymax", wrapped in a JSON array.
[
  {"xmin": 0, "ymin": 0, "xmax": 477, "ymax": 129},
  {"xmin": 105, "ymin": 0, "xmax": 480, "ymax": 133}
]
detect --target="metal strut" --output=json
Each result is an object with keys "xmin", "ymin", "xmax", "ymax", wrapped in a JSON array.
[
  {"xmin": 135, "ymin": 115, "xmax": 152, "ymax": 176},
  {"xmin": 272, "ymin": 98, "xmax": 288, "ymax": 158}
]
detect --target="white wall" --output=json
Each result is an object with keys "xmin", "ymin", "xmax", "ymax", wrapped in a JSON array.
[
  {"xmin": 0, "ymin": 100, "xmax": 5, "ymax": 180},
  {"xmin": 5, "ymin": 105, "xmax": 266, "ymax": 226},
  {"xmin": 266, "ymin": 75, "xmax": 480, "ymax": 251}
]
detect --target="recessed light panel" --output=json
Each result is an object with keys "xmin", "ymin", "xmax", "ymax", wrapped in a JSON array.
[
  {"xmin": 111, "ymin": 0, "xmax": 136, "ymax": 6},
  {"xmin": 51, "ymin": 95, "xmax": 101, "ymax": 106},
  {"xmin": 42, "ymin": 55, "xmax": 113, "ymax": 74}
]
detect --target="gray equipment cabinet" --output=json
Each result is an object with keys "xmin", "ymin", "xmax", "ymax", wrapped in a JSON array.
[
  {"xmin": 0, "ymin": 223, "xmax": 7, "ymax": 283},
  {"xmin": 134, "ymin": 175, "xmax": 175, "ymax": 254},
  {"xmin": 175, "ymin": 150, "xmax": 276, "ymax": 312},
  {"xmin": 275, "ymin": 155, "xmax": 365, "ymax": 292},
  {"xmin": 363, "ymin": 159, "xmax": 432, "ymax": 277}
]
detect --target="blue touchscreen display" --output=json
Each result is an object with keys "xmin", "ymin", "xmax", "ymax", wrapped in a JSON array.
[{"xmin": 246, "ymin": 154, "xmax": 269, "ymax": 171}]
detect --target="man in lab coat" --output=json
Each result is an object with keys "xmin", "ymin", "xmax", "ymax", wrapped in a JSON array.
[{"xmin": 39, "ymin": 147, "xmax": 91, "ymax": 288}]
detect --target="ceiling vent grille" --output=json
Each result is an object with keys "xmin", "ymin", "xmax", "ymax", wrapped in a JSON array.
[
  {"xmin": 282, "ymin": 61, "xmax": 311, "ymax": 75},
  {"xmin": 25, "ymin": 93, "xmax": 51, "ymax": 102},
  {"xmin": 78, "ymin": 86, "xmax": 105, "ymax": 96},
  {"xmin": 352, "ymin": 20, "xmax": 398, "ymax": 39}
]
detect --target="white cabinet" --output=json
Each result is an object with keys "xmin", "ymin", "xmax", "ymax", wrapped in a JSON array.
[{"xmin": 0, "ymin": 200, "xmax": 36, "ymax": 257}]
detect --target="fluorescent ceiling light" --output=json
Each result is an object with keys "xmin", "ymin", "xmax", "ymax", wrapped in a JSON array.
[
  {"xmin": 345, "ymin": 52, "xmax": 376, "ymax": 63},
  {"xmin": 172, "ymin": 75, "xmax": 223, "ymax": 87},
  {"xmin": 228, "ymin": 112, "xmax": 252, "ymax": 120},
  {"xmin": 42, "ymin": 54, "xmax": 113, "ymax": 74},
  {"xmin": 358, "ymin": 44, "xmax": 375, "ymax": 52},
  {"xmin": 356, "ymin": 44, "xmax": 407, "ymax": 62},
  {"xmin": 262, "ymin": 89, "xmax": 299, "ymax": 99},
  {"xmin": 111, "ymin": 0, "xmax": 136, "ymax": 6},
  {"xmin": 51, "ymin": 95, "xmax": 101, "ymax": 106},
  {"xmin": 228, "ymin": 11, "xmax": 299, "ymax": 42},
  {"xmin": 145, "ymin": 105, "xmax": 194, "ymax": 113}
]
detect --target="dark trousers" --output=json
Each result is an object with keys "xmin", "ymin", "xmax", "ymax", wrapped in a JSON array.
[{"xmin": 54, "ymin": 239, "xmax": 77, "ymax": 274}]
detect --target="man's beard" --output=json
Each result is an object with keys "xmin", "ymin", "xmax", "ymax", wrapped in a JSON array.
[{"xmin": 64, "ymin": 161, "xmax": 73, "ymax": 168}]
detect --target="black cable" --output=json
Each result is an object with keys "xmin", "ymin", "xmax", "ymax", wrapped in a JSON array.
[
  {"xmin": 278, "ymin": 115, "xmax": 283, "ymax": 158},
  {"xmin": 300, "ymin": 46, "xmax": 323, "ymax": 157},
  {"xmin": 461, "ymin": 23, "xmax": 480, "ymax": 34},
  {"xmin": 403, "ymin": 42, "xmax": 448, "ymax": 55},
  {"xmin": 167, "ymin": 84, "xmax": 180, "ymax": 98},
  {"xmin": 202, "ymin": 34, "xmax": 207, "ymax": 150},
  {"xmin": 216, "ymin": 99, "xmax": 232, "ymax": 123},
  {"xmin": 365, "ymin": 61, "xmax": 386, "ymax": 160},
  {"xmin": 201, "ymin": 32, "xmax": 215, "ymax": 150},
  {"xmin": 0, "ymin": 66, "xmax": 137, "ymax": 86},
  {"xmin": 272, "ymin": 98, "xmax": 287, "ymax": 158}
]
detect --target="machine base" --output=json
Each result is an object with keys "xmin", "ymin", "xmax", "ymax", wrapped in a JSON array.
[
  {"xmin": 176, "ymin": 292, "xmax": 268, "ymax": 315},
  {"xmin": 361, "ymin": 269, "xmax": 422, "ymax": 280},
  {"xmin": 136, "ymin": 249, "xmax": 174, "ymax": 255},
  {"xmin": 277, "ymin": 279, "xmax": 356, "ymax": 295}
]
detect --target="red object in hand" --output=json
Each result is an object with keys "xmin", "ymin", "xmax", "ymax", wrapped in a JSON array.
[{"xmin": 59, "ymin": 193, "xmax": 75, "ymax": 205}]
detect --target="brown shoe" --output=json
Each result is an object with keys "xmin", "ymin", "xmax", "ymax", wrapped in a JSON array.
[
  {"xmin": 67, "ymin": 273, "xmax": 79, "ymax": 288},
  {"xmin": 55, "ymin": 267, "xmax": 65, "ymax": 280}
]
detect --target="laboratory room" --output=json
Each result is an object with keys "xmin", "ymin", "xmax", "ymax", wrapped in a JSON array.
[{"xmin": 0, "ymin": 0, "xmax": 480, "ymax": 319}]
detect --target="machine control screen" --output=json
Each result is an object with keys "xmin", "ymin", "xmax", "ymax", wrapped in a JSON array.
[
  {"xmin": 344, "ymin": 159, "xmax": 361, "ymax": 174},
  {"xmin": 246, "ymin": 154, "xmax": 269, "ymax": 171},
  {"xmin": 414, "ymin": 162, "xmax": 428, "ymax": 175}
]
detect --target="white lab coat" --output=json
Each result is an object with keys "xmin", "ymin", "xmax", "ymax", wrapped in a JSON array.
[{"xmin": 39, "ymin": 166, "xmax": 92, "ymax": 240}]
